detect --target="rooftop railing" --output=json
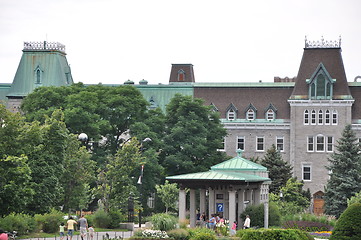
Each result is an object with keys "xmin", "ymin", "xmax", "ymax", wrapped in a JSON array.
[
  {"xmin": 305, "ymin": 36, "xmax": 341, "ymax": 49},
  {"xmin": 23, "ymin": 41, "xmax": 66, "ymax": 52}
]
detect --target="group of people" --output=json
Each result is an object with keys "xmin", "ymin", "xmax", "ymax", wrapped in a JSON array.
[{"xmin": 60, "ymin": 215, "xmax": 95, "ymax": 240}]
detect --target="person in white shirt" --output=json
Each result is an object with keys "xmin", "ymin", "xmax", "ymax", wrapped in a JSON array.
[{"xmin": 243, "ymin": 215, "xmax": 251, "ymax": 229}]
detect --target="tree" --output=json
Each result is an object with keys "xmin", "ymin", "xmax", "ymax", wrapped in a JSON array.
[
  {"xmin": 260, "ymin": 144, "xmax": 292, "ymax": 194},
  {"xmin": 161, "ymin": 94, "xmax": 227, "ymax": 175},
  {"xmin": 155, "ymin": 181, "xmax": 179, "ymax": 213},
  {"xmin": 330, "ymin": 203, "xmax": 361, "ymax": 239},
  {"xmin": 348, "ymin": 190, "xmax": 361, "ymax": 207},
  {"xmin": 325, "ymin": 124, "xmax": 361, "ymax": 218}
]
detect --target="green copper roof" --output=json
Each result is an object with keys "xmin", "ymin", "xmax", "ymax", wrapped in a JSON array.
[
  {"xmin": 166, "ymin": 170, "xmax": 270, "ymax": 182},
  {"xmin": 0, "ymin": 84, "xmax": 11, "ymax": 102},
  {"xmin": 7, "ymin": 42, "xmax": 74, "ymax": 97},
  {"xmin": 211, "ymin": 150, "xmax": 267, "ymax": 171}
]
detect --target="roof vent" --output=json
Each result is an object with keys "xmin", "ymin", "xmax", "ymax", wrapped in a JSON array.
[
  {"xmin": 139, "ymin": 79, "xmax": 148, "ymax": 85},
  {"xmin": 124, "ymin": 79, "xmax": 134, "ymax": 85}
]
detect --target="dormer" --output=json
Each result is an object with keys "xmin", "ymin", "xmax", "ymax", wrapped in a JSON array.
[
  {"xmin": 265, "ymin": 103, "xmax": 277, "ymax": 120},
  {"xmin": 34, "ymin": 65, "xmax": 43, "ymax": 85},
  {"xmin": 210, "ymin": 103, "xmax": 219, "ymax": 112},
  {"xmin": 306, "ymin": 63, "xmax": 335, "ymax": 100},
  {"xmin": 169, "ymin": 64, "xmax": 195, "ymax": 83},
  {"xmin": 226, "ymin": 103, "xmax": 237, "ymax": 120},
  {"xmin": 149, "ymin": 96, "xmax": 158, "ymax": 109},
  {"xmin": 245, "ymin": 103, "xmax": 257, "ymax": 120}
]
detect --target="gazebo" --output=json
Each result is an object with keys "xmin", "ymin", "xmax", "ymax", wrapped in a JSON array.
[{"xmin": 166, "ymin": 150, "xmax": 271, "ymax": 229}]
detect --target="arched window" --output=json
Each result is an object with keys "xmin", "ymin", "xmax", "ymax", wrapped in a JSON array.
[
  {"xmin": 247, "ymin": 109, "xmax": 255, "ymax": 120},
  {"xmin": 36, "ymin": 69, "xmax": 41, "ymax": 84},
  {"xmin": 266, "ymin": 109, "xmax": 274, "ymax": 120},
  {"xmin": 311, "ymin": 110, "xmax": 316, "ymax": 125},
  {"xmin": 307, "ymin": 63, "xmax": 334, "ymax": 100},
  {"xmin": 332, "ymin": 110, "xmax": 338, "ymax": 125},
  {"xmin": 227, "ymin": 109, "xmax": 236, "ymax": 120},
  {"xmin": 318, "ymin": 110, "xmax": 323, "ymax": 125},
  {"xmin": 304, "ymin": 110, "xmax": 309, "ymax": 125},
  {"xmin": 177, "ymin": 69, "xmax": 185, "ymax": 81},
  {"xmin": 325, "ymin": 110, "xmax": 330, "ymax": 125}
]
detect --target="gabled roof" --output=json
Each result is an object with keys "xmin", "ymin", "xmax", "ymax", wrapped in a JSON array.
[{"xmin": 211, "ymin": 150, "xmax": 266, "ymax": 171}]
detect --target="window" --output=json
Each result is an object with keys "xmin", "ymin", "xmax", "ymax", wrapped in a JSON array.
[
  {"xmin": 308, "ymin": 136, "xmax": 314, "ymax": 152},
  {"xmin": 304, "ymin": 110, "xmax": 309, "ymax": 125},
  {"xmin": 325, "ymin": 110, "xmax": 330, "ymax": 125},
  {"xmin": 256, "ymin": 136, "xmax": 264, "ymax": 151},
  {"xmin": 177, "ymin": 69, "xmax": 185, "ymax": 81},
  {"xmin": 327, "ymin": 136, "xmax": 333, "ymax": 152},
  {"xmin": 316, "ymin": 135, "xmax": 325, "ymax": 152},
  {"xmin": 318, "ymin": 110, "xmax": 323, "ymax": 125},
  {"xmin": 332, "ymin": 110, "xmax": 338, "ymax": 125},
  {"xmin": 247, "ymin": 109, "xmax": 255, "ymax": 120},
  {"xmin": 266, "ymin": 109, "xmax": 275, "ymax": 120},
  {"xmin": 237, "ymin": 136, "xmax": 245, "ymax": 151},
  {"xmin": 308, "ymin": 66, "xmax": 334, "ymax": 100},
  {"xmin": 218, "ymin": 137, "xmax": 226, "ymax": 151},
  {"xmin": 227, "ymin": 109, "xmax": 236, "ymax": 120},
  {"xmin": 36, "ymin": 69, "xmax": 41, "ymax": 84},
  {"xmin": 276, "ymin": 136, "xmax": 284, "ymax": 152},
  {"xmin": 311, "ymin": 110, "xmax": 316, "ymax": 125},
  {"xmin": 302, "ymin": 164, "xmax": 311, "ymax": 181}
]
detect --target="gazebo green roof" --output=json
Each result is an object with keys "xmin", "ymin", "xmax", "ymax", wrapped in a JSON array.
[{"xmin": 166, "ymin": 150, "xmax": 270, "ymax": 183}]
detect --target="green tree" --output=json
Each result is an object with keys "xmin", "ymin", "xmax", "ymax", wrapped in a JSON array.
[
  {"xmin": 161, "ymin": 94, "xmax": 227, "ymax": 175},
  {"xmin": 330, "ymin": 203, "xmax": 361, "ymax": 240},
  {"xmin": 260, "ymin": 144, "xmax": 292, "ymax": 194},
  {"xmin": 155, "ymin": 180, "xmax": 179, "ymax": 213},
  {"xmin": 325, "ymin": 124, "xmax": 361, "ymax": 218},
  {"xmin": 348, "ymin": 190, "xmax": 361, "ymax": 207}
]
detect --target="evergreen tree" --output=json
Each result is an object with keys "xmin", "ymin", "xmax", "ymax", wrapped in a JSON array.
[
  {"xmin": 325, "ymin": 124, "xmax": 361, "ymax": 218},
  {"xmin": 260, "ymin": 144, "xmax": 292, "ymax": 193}
]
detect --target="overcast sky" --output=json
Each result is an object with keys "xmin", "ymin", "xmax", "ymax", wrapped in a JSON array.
[{"xmin": 0, "ymin": 0, "xmax": 360, "ymax": 85}]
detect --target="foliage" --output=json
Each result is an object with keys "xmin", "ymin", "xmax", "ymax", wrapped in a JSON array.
[
  {"xmin": 150, "ymin": 213, "xmax": 177, "ymax": 231},
  {"xmin": 235, "ymin": 228, "xmax": 313, "ymax": 240},
  {"xmin": 108, "ymin": 211, "xmax": 124, "ymax": 229},
  {"xmin": 161, "ymin": 94, "xmax": 228, "ymax": 175},
  {"xmin": 0, "ymin": 213, "xmax": 37, "ymax": 235},
  {"xmin": 155, "ymin": 181, "xmax": 179, "ymax": 213},
  {"xmin": 325, "ymin": 125, "xmax": 361, "ymax": 218},
  {"xmin": 92, "ymin": 209, "xmax": 111, "ymax": 228},
  {"xmin": 34, "ymin": 209, "xmax": 63, "ymax": 233},
  {"xmin": 167, "ymin": 228, "xmax": 189, "ymax": 240},
  {"xmin": 330, "ymin": 203, "xmax": 361, "ymax": 239},
  {"xmin": 260, "ymin": 144, "xmax": 292, "ymax": 194},
  {"xmin": 281, "ymin": 213, "xmax": 337, "ymax": 227},
  {"xmin": 187, "ymin": 227, "xmax": 216, "ymax": 239},
  {"xmin": 190, "ymin": 232, "xmax": 216, "ymax": 240},
  {"xmin": 282, "ymin": 220, "xmax": 333, "ymax": 232},
  {"xmin": 133, "ymin": 229, "xmax": 169, "ymax": 239},
  {"xmin": 240, "ymin": 202, "xmax": 281, "ymax": 228},
  {"xmin": 347, "ymin": 190, "xmax": 361, "ymax": 207}
]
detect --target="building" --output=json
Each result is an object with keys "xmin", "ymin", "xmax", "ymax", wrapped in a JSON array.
[{"xmin": 1, "ymin": 37, "xmax": 360, "ymax": 214}]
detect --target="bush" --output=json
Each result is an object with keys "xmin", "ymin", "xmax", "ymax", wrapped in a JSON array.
[
  {"xmin": 330, "ymin": 202, "xmax": 361, "ymax": 239},
  {"xmin": 151, "ymin": 213, "xmax": 177, "ymax": 231},
  {"xmin": 0, "ymin": 213, "xmax": 36, "ymax": 235},
  {"xmin": 240, "ymin": 202, "xmax": 281, "ymax": 228},
  {"xmin": 131, "ymin": 229, "xmax": 170, "ymax": 239},
  {"xmin": 35, "ymin": 210, "xmax": 63, "ymax": 233},
  {"xmin": 167, "ymin": 228, "xmax": 189, "ymax": 240},
  {"xmin": 235, "ymin": 229, "xmax": 313, "ymax": 240},
  {"xmin": 282, "ymin": 213, "xmax": 337, "ymax": 227},
  {"xmin": 190, "ymin": 232, "xmax": 216, "ymax": 240},
  {"xmin": 187, "ymin": 228, "xmax": 216, "ymax": 240},
  {"xmin": 93, "ymin": 209, "xmax": 111, "ymax": 228},
  {"xmin": 108, "ymin": 211, "xmax": 124, "ymax": 229},
  {"xmin": 282, "ymin": 220, "xmax": 333, "ymax": 232}
]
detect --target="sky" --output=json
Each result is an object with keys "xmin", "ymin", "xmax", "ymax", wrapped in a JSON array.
[{"xmin": 0, "ymin": 0, "xmax": 360, "ymax": 85}]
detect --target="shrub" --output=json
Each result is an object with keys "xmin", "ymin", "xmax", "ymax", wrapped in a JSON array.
[
  {"xmin": 240, "ymin": 202, "xmax": 281, "ymax": 228},
  {"xmin": 187, "ymin": 228, "xmax": 216, "ymax": 240},
  {"xmin": 93, "ymin": 209, "xmax": 111, "ymax": 228},
  {"xmin": 151, "ymin": 213, "xmax": 177, "ymax": 231},
  {"xmin": 167, "ymin": 228, "xmax": 189, "ymax": 240},
  {"xmin": 330, "ymin": 202, "xmax": 361, "ymax": 239},
  {"xmin": 190, "ymin": 232, "xmax": 216, "ymax": 240},
  {"xmin": 0, "ymin": 213, "xmax": 36, "ymax": 235},
  {"xmin": 235, "ymin": 228, "xmax": 313, "ymax": 240},
  {"xmin": 132, "ymin": 229, "xmax": 170, "ymax": 239},
  {"xmin": 282, "ymin": 220, "xmax": 333, "ymax": 232},
  {"xmin": 35, "ymin": 209, "xmax": 63, "ymax": 233},
  {"xmin": 108, "ymin": 211, "xmax": 124, "ymax": 229}
]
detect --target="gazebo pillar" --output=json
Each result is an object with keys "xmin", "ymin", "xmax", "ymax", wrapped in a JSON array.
[
  {"xmin": 254, "ymin": 188, "xmax": 261, "ymax": 205},
  {"xmin": 208, "ymin": 187, "xmax": 215, "ymax": 217},
  {"xmin": 189, "ymin": 189, "xmax": 196, "ymax": 227},
  {"xmin": 238, "ymin": 189, "xmax": 245, "ymax": 225},
  {"xmin": 179, "ymin": 188, "xmax": 187, "ymax": 221},
  {"xmin": 228, "ymin": 190, "xmax": 237, "ymax": 232},
  {"xmin": 199, "ymin": 189, "xmax": 206, "ymax": 217}
]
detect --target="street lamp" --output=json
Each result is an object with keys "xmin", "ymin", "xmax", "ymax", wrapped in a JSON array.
[{"xmin": 78, "ymin": 133, "xmax": 88, "ymax": 142}]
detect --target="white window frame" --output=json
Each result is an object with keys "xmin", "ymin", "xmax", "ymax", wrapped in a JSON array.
[
  {"xmin": 311, "ymin": 110, "xmax": 316, "ymax": 125},
  {"xmin": 325, "ymin": 109, "xmax": 330, "ymax": 125},
  {"xmin": 227, "ymin": 109, "xmax": 236, "ymax": 121},
  {"xmin": 307, "ymin": 136, "xmax": 314, "ymax": 152},
  {"xmin": 247, "ymin": 109, "xmax": 255, "ymax": 120},
  {"xmin": 217, "ymin": 137, "xmax": 226, "ymax": 152},
  {"xmin": 256, "ymin": 136, "xmax": 264, "ymax": 151},
  {"xmin": 304, "ymin": 110, "xmax": 309, "ymax": 125},
  {"xmin": 237, "ymin": 136, "xmax": 245, "ymax": 151},
  {"xmin": 327, "ymin": 136, "xmax": 334, "ymax": 152},
  {"xmin": 302, "ymin": 164, "xmax": 312, "ymax": 181},
  {"xmin": 318, "ymin": 110, "xmax": 323, "ymax": 125},
  {"xmin": 316, "ymin": 135, "xmax": 325, "ymax": 152},
  {"xmin": 276, "ymin": 136, "xmax": 284, "ymax": 152},
  {"xmin": 266, "ymin": 109, "xmax": 275, "ymax": 121},
  {"xmin": 332, "ymin": 110, "xmax": 338, "ymax": 125}
]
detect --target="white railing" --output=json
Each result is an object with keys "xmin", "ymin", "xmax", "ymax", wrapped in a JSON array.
[{"xmin": 23, "ymin": 41, "xmax": 66, "ymax": 52}]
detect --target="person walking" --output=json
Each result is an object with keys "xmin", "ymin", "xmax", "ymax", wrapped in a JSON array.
[
  {"xmin": 243, "ymin": 215, "xmax": 250, "ymax": 229},
  {"xmin": 66, "ymin": 217, "xmax": 77, "ymax": 240},
  {"xmin": 59, "ymin": 223, "xmax": 65, "ymax": 240},
  {"xmin": 78, "ymin": 215, "xmax": 88, "ymax": 240},
  {"xmin": 88, "ymin": 226, "xmax": 95, "ymax": 240},
  {"xmin": 230, "ymin": 221, "xmax": 237, "ymax": 236}
]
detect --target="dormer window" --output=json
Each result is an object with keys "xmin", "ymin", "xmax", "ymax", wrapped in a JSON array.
[
  {"xmin": 226, "ymin": 103, "xmax": 237, "ymax": 121},
  {"xmin": 245, "ymin": 103, "xmax": 257, "ymax": 121},
  {"xmin": 265, "ymin": 103, "xmax": 277, "ymax": 121},
  {"xmin": 177, "ymin": 69, "xmax": 185, "ymax": 81},
  {"xmin": 307, "ymin": 63, "xmax": 335, "ymax": 100},
  {"xmin": 34, "ymin": 65, "xmax": 43, "ymax": 84}
]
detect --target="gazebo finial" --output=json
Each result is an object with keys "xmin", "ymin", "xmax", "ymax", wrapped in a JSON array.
[{"xmin": 236, "ymin": 148, "xmax": 243, "ymax": 157}]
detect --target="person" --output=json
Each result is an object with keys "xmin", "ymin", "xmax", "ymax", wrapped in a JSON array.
[
  {"xmin": 78, "ymin": 215, "xmax": 88, "ymax": 240},
  {"xmin": 208, "ymin": 214, "xmax": 216, "ymax": 230},
  {"xmin": 59, "ymin": 223, "xmax": 65, "ymax": 240},
  {"xmin": 88, "ymin": 226, "xmax": 95, "ymax": 240},
  {"xmin": 0, "ymin": 229, "xmax": 8, "ymax": 240},
  {"xmin": 230, "ymin": 221, "xmax": 237, "ymax": 236},
  {"xmin": 200, "ymin": 212, "xmax": 206, "ymax": 227},
  {"xmin": 243, "ymin": 215, "xmax": 250, "ymax": 229},
  {"xmin": 67, "ymin": 216, "xmax": 77, "ymax": 240}
]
